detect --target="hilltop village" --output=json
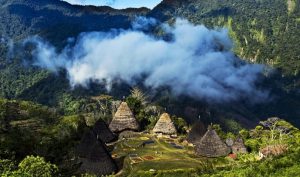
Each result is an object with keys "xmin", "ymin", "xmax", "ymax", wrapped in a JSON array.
[
  {"xmin": 0, "ymin": 93, "xmax": 300, "ymax": 177},
  {"xmin": 74, "ymin": 101, "xmax": 297, "ymax": 176}
]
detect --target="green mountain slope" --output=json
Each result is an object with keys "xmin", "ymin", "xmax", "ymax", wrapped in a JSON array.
[
  {"xmin": 0, "ymin": 0, "xmax": 299, "ymax": 127},
  {"xmin": 1, "ymin": 2, "xmax": 300, "ymax": 175},
  {"xmin": 150, "ymin": 0, "xmax": 300, "ymax": 74},
  {"xmin": 0, "ymin": 0, "xmax": 146, "ymax": 100},
  {"xmin": 0, "ymin": 0, "xmax": 148, "ymax": 41},
  {"xmin": 147, "ymin": 0, "xmax": 300, "ymax": 127}
]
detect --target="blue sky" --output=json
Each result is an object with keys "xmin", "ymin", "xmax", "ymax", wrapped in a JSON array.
[{"xmin": 62, "ymin": 0, "xmax": 162, "ymax": 9}]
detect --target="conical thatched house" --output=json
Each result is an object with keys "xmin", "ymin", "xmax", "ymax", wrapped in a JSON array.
[
  {"xmin": 231, "ymin": 137, "xmax": 248, "ymax": 154},
  {"xmin": 195, "ymin": 126, "xmax": 230, "ymax": 157},
  {"xmin": 109, "ymin": 102, "xmax": 139, "ymax": 133},
  {"xmin": 76, "ymin": 131, "xmax": 117, "ymax": 176},
  {"xmin": 153, "ymin": 113, "xmax": 177, "ymax": 135},
  {"xmin": 187, "ymin": 121, "xmax": 206, "ymax": 144},
  {"xmin": 92, "ymin": 119, "xmax": 116, "ymax": 143}
]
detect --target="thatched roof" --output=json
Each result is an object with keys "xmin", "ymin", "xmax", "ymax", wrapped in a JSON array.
[
  {"xmin": 153, "ymin": 113, "xmax": 177, "ymax": 135},
  {"xmin": 187, "ymin": 121, "xmax": 206, "ymax": 144},
  {"xmin": 231, "ymin": 137, "xmax": 248, "ymax": 154},
  {"xmin": 76, "ymin": 131, "xmax": 117, "ymax": 176},
  {"xmin": 92, "ymin": 119, "xmax": 116, "ymax": 143},
  {"xmin": 109, "ymin": 102, "xmax": 139, "ymax": 133},
  {"xmin": 259, "ymin": 144, "xmax": 288, "ymax": 158},
  {"xmin": 195, "ymin": 126, "xmax": 230, "ymax": 157}
]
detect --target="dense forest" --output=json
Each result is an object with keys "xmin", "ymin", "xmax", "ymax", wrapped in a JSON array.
[{"xmin": 151, "ymin": 0, "xmax": 300, "ymax": 75}]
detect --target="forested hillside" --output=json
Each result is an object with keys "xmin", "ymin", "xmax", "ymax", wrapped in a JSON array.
[
  {"xmin": 0, "ymin": 0, "xmax": 144, "ymax": 105},
  {"xmin": 0, "ymin": 0, "xmax": 300, "ymax": 176},
  {"xmin": 0, "ymin": 0, "xmax": 300, "ymax": 128},
  {"xmin": 0, "ymin": 0, "xmax": 148, "ymax": 41},
  {"xmin": 150, "ymin": 0, "xmax": 300, "ymax": 75},
  {"xmin": 148, "ymin": 0, "xmax": 300, "ymax": 127}
]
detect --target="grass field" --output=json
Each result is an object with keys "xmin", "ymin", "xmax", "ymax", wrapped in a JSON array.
[{"xmin": 112, "ymin": 133, "xmax": 232, "ymax": 176}]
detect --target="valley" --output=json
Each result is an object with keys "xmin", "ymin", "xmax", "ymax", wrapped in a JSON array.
[{"xmin": 0, "ymin": 0, "xmax": 300, "ymax": 176}]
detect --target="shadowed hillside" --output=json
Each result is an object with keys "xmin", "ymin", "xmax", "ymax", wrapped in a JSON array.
[{"xmin": 0, "ymin": 0, "xmax": 149, "ymax": 43}]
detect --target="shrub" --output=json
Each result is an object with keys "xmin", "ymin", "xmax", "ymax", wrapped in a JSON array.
[{"xmin": 17, "ymin": 156, "xmax": 58, "ymax": 177}]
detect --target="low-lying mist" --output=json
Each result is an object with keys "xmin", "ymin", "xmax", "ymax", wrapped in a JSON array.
[{"xmin": 23, "ymin": 17, "xmax": 269, "ymax": 103}]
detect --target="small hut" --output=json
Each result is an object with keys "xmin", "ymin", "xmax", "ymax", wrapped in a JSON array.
[
  {"xmin": 195, "ymin": 126, "xmax": 230, "ymax": 157},
  {"xmin": 231, "ymin": 137, "xmax": 248, "ymax": 154},
  {"xmin": 109, "ymin": 102, "xmax": 139, "ymax": 133},
  {"xmin": 92, "ymin": 119, "xmax": 116, "ymax": 143},
  {"xmin": 187, "ymin": 121, "xmax": 206, "ymax": 144},
  {"xmin": 76, "ymin": 131, "xmax": 117, "ymax": 176},
  {"xmin": 153, "ymin": 113, "xmax": 177, "ymax": 135}
]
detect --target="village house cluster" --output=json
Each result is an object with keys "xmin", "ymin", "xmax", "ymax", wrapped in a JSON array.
[{"xmin": 76, "ymin": 102, "xmax": 248, "ymax": 176}]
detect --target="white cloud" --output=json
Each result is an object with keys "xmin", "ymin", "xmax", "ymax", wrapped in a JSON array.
[{"xmin": 24, "ymin": 18, "xmax": 269, "ymax": 103}]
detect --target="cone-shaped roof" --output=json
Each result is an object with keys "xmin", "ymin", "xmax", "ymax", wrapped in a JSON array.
[
  {"xmin": 187, "ymin": 121, "xmax": 206, "ymax": 144},
  {"xmin": 153, "ymin": 113, "xmax": 177, "ymax": 135},
  {"xmin": 232, "ymin": 137, "xmax": 248, "ymax": 154},
  {"xmin": 92, "ymin": 119, "xmax": 116, "ymax": 143},
  {"xmin": 76, "ymin": 131, "xmax": 117, "ymax": 176},
  {"xmin": 109, "ymin": 102, "xmax": 139, "ymax": 133},
  {"xmin": 195, "ymin": 127, "xmax": 230, "ymax": 157}
]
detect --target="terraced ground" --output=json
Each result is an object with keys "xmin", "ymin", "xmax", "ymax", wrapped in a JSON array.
[{"xmin": 111, "ymin": 134, "xmax": 232, "ymax": 176}]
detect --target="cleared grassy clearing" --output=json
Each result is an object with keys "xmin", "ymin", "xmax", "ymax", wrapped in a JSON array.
[{"xmin": 112, "ymin": 134, "xmax": 231, "ymax": 176}]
